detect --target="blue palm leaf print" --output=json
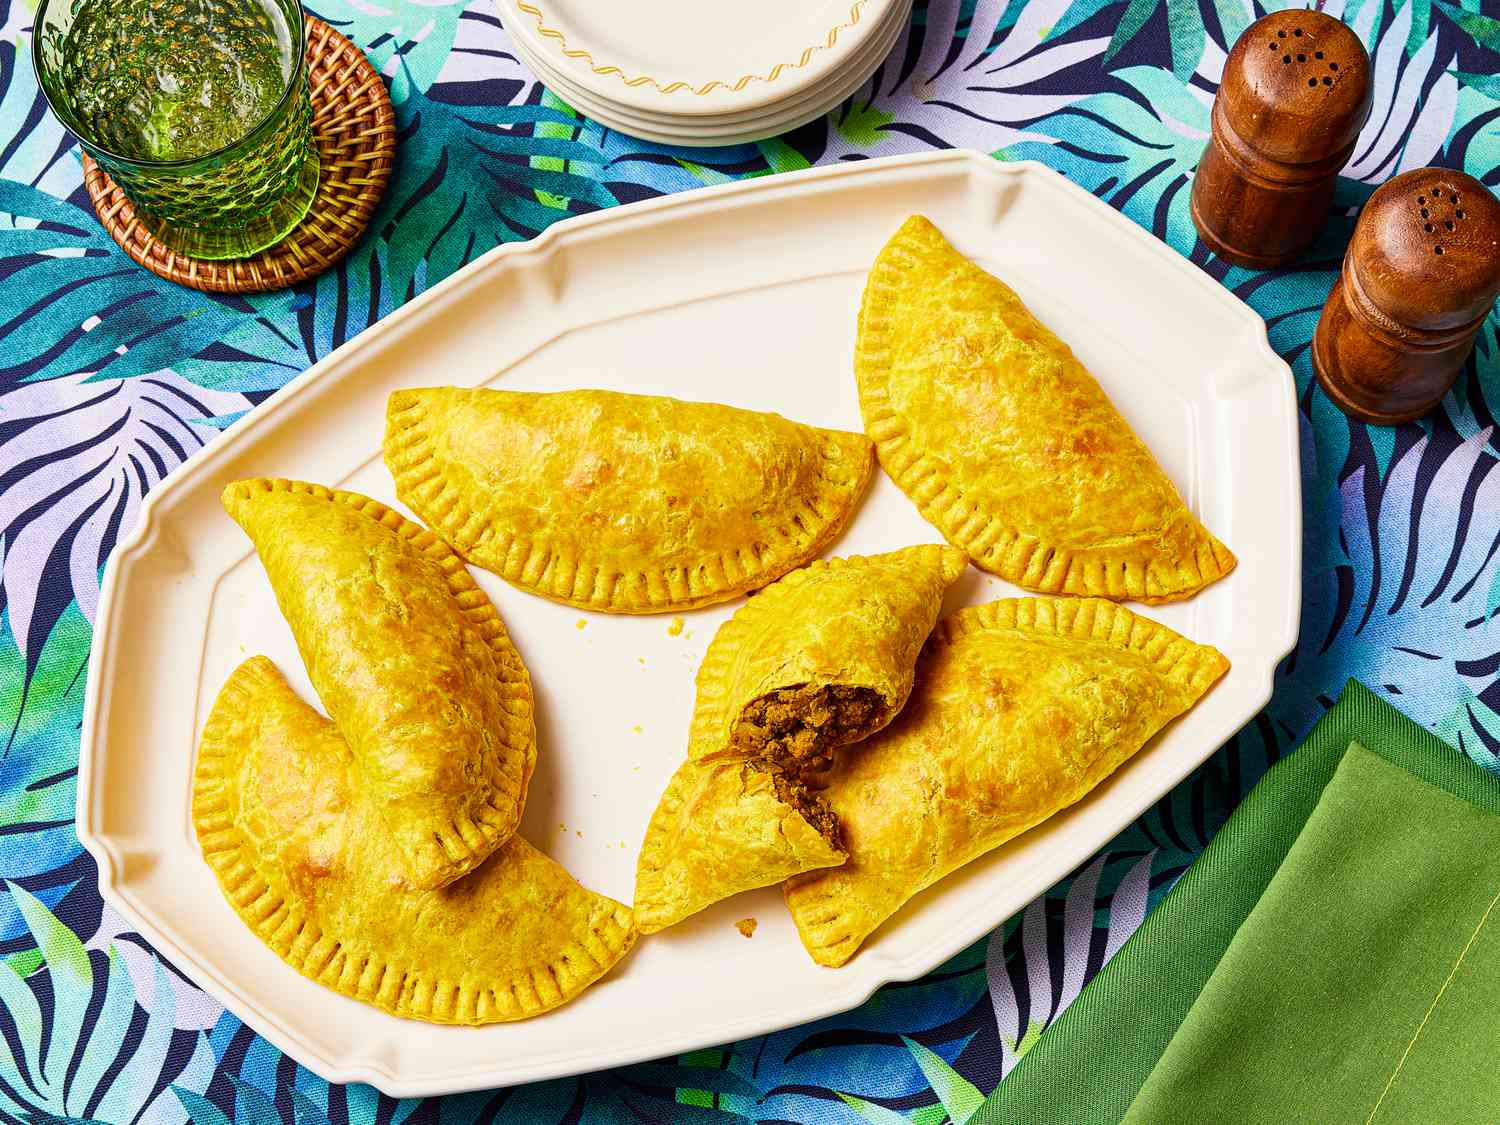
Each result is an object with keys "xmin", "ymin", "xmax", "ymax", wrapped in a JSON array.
[
  {"xmin": 1285, "ymin": 424, "xmax": 1500, "ymax": 743},
  {"xmin": 0, "ymin": 373, "xmax": 250, "ymax": 661},
  {"xmin": 1447, "ymin": 315, "xmax": 1500, "ymax": 447},
  {"xmin": 307, "ymin": 0, "xmax": 470, "ymax": 103},
  {"xmin": 0, "ymin": 0, "xmax": 1497, "ymax": 1118},
  {"xmin": 1003, "ymin": 64, "xmax": 1207, "ymax": 246},
  {"xmin": 0, "ymin": 606, "xmax": 92, "ymax": 955},
  {"xmin": 1344, "ymin": 0, "xmax": 1459, "ymax": 181},
  {"xmin": 987, "ymin": 849, "xmax": 1168, "ymax": 1076},
  {"xmin": 843, "ymin": 0, "xmax": 1110, "ymax": 155},
  {"xmin": 0, "ymin": 886, "xmax": 217, "ymax": 1124}
]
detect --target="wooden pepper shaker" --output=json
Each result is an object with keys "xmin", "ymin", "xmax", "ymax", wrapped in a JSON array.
[
  {"xmin": 1191, "ymin": 11, "xmax": 1372, "ymax": 269},
  {"xmin": 1313, "ymin": 169, "xmax": 1500, "ymax": 425}
]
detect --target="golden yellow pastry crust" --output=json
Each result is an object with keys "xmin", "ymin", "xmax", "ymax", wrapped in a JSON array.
[
  {"xmin": 689, "ymin": 544, "xmax": 969, "ymax": 763},
  {"xmin": 855, "ymin": 216, "xmax": 1236, "ymax": 604},
  {"xmin": 634, "ymin": 546, "xmax": 967, "ymax": 933},
  {"xmin": 784, "ymin": 597, "xmax": 1229, "ymax": 967},
  {"xmin": 221, "ymin": 479, "xmax": 535, "ymax": 891},
  {"xmin": 383, "ymin": 387, "xmax": 875, "ymax": 614},
  {"xmin": 193, "ymin": 657, "xmax": 634, "ymax": 1024},
  {"xmin": 633, "ymin": 759, "xmax": 844, "ymax": 935}
]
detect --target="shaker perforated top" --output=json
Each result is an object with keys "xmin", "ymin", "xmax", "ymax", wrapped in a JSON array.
[
  {"xmin": 1348, "ymin": 169, "xmax": 1500, "ymax": 332},
  {"xmin": 1220, "ymin": 10, "xmax": 1371, "ymax": 164}
]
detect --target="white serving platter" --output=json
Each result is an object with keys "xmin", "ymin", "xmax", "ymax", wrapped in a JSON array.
[{"xmin": 79, "ymin": 150, "xmax": 1300, "ymax": 1096}]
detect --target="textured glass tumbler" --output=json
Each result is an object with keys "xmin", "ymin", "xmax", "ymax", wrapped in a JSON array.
[{"xmin": 33, "ymin": 0, "xmax": 319, "ymax": 259}]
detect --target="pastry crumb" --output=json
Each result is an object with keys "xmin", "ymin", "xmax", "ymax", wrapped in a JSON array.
[
  {"xmin": 734, "ymin": 918, "xmax": 757, "ymax": 938},
  {"xmin": 632, "ymin": 724, "xmax": 642, "ymax": 734},
  {"xmin": 575, "ymin": 830, "xmax": 583, "ymax": 838},
  {"xmin": 667, "ymin": 616, "xmax": 684, "ymax": 636},
  {"xmin": 638, "ymin": 656, "xmax": 646, "ymax": 665},
  {"xmin": 575, "ymin": 619, "xmax": 587, "ymax": 630}
]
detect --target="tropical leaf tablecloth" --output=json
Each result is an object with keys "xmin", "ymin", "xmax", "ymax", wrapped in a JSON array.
[{"xmin": 1, "ymin": 0, "xmax": 1498, "ymax": 1121}]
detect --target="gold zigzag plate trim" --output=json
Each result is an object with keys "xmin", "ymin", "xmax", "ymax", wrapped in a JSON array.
[{"xmin": 513, "ymin": 0, "xmax": 869, "ymax": 96}]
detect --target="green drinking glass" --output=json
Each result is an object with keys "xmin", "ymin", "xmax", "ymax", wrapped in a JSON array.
[{"xmin": 33, "ymin": 0, "xmax": 320, "ymax": 259}]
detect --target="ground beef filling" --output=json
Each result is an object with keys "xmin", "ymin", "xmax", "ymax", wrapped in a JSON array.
[
  {"xmin": 729, "ymin": 684, "xmax": 886, "ymax": 769},
  {"xmin": 751, "ymin": 761, "xmax": 843, "ymax": 850},
  {"xmin": 731, "ymin": 684, "xmax": 885, "ymax": 853}
]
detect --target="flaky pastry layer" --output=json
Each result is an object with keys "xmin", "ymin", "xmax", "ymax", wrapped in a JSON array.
[
  {"xmin": 194, "ymin": 657, "xmax": 633, "ymax": 1024},
  {"xmin": 384, "ymin": 387, "xmax": 875, "ymax": 613},
  {"xmin": 222, "ymin": 478, "xmax": 534, "ymax": 891},
  {"xmin": 855, "ymin": 215, "xmax": 1235, "ymax": 604},
  {"xmin": 784, "ymin": 596, "xmax": 1229, "ymax": 967},
  {"xmin": 635, "ymin": 545, "xmax": 967, "ymax": 933}
]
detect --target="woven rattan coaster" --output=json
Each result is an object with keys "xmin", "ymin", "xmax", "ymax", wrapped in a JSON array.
[{"xmin": 83, "ymin": 18, "xmax": 395, "ymax": 294}]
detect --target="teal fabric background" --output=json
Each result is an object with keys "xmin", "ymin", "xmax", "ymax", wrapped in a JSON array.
[{"xmin": 0, "ymin": 0, "xmax": 1498, "ymax": 1121}]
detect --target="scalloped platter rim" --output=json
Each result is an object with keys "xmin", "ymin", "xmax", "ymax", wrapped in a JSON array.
[{"xmin": 78, "ymin": 150, "xmax": 1301, "ymax": 1096}]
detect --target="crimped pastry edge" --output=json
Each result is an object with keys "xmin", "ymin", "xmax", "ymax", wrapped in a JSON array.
[
  {"xmin": 383, "ymin": 389, "xmax": 876, "ymax": 614},
  {"xmin": 221, "ymin": 477, "xmax": 536, "ymax": 890},
  {"xmin": 636, "ymin": 545, "xmax": 964, "ymax": 933},
  {"xmin": 192, "ymin": 657, "xmax": 634, "ymax": 1024},
  {"xmin": 784, "ymin": 595, "xmax": 1229, "ymax": 966},
  {"xmin": 934, "ymin": 595, "xmax": 1231, "ymax": 695},
  {"xmin": 854, "ymin": 216, "xmax": 1236, "ymax": 604}
]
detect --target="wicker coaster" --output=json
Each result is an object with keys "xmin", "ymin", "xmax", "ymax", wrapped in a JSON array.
[{"xmin": 83, "ymin": 18, "xmax": 395, "ymax": 294}]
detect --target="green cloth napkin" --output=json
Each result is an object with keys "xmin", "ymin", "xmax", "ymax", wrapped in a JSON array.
[
  {"xmin": 978, "ymin": 680, "xmax": 1500, "ymax": 1125},
  {"xmin": 1123, "ymin": 742, "xmax": 1500, "ymax": 1123}
]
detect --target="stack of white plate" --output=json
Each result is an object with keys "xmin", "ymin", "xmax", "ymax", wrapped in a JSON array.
[{"xmin": 497, "ymin": 0, "xmax": 912, "ymax": 147}]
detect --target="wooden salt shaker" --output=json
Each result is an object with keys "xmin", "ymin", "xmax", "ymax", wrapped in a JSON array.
[
  {"xmin": 1313, "ymin": 169, "xmax": 1500, "ymax": 425},
  {"xmin": 1191, "ymin": 11, "xmax": 1371, "ymax": 269}
]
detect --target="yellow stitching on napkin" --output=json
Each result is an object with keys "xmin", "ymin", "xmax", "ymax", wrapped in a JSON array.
[
  {"xmin": 1365, "ymin": 884, "xmax": 1500, "ymax": 1124},
  {"xmin": 513, "ymin": 1, "xmax": 868, "ymax": 96}
]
